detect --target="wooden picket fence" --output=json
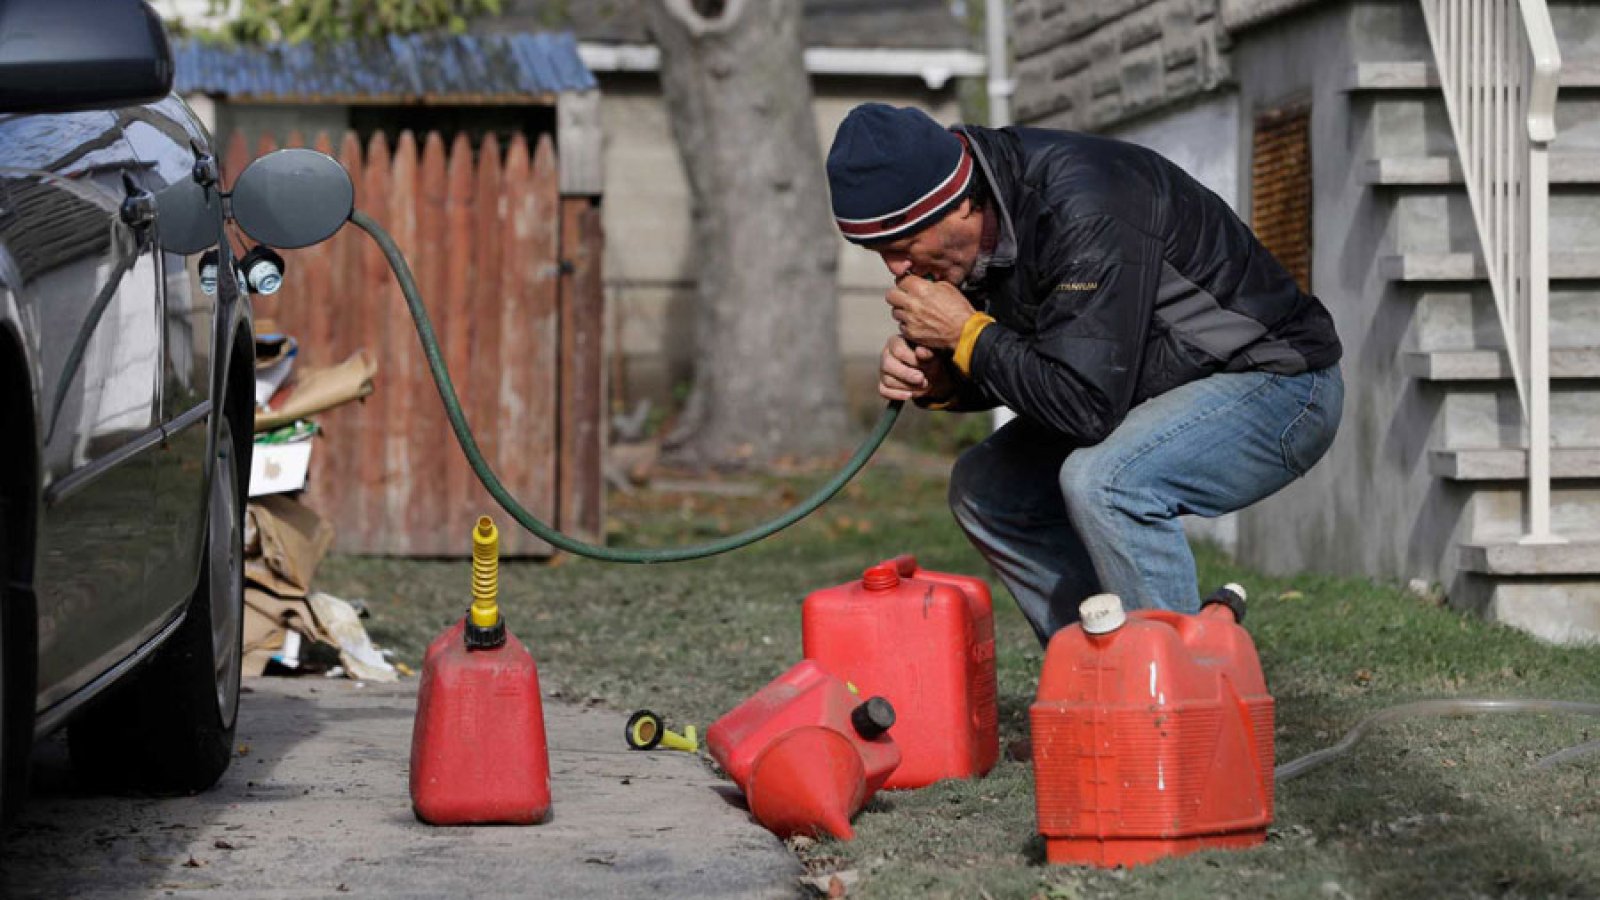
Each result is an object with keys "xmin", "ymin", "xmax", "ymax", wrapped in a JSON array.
[{"xmin": 231, "ymin": 129, "xmax": 603, "ymax": 557}]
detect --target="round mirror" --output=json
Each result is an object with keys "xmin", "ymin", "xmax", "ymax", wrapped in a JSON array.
[
  {"xmin": 156, "ymin": 177, "xmax": 225, "ymax": 255},
  {"xmin": 230, "ymin": 148, "xmax": 354, "ymax": 249}
]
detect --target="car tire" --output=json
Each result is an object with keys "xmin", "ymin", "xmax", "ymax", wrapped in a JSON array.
[
  {"xmin": 0, "ymin": 505, "xmax": 8, "ymax": 821},
  {"xmin": 68, "ymin": 415, "xmax": 245, "ymax": 794}
]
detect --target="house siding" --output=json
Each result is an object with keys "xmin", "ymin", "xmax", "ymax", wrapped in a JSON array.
[{"xmin": 1012, "ymin": 0, "xmax": 1234, "ymax": 132}]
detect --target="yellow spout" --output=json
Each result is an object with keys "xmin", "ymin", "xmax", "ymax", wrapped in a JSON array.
[
  {"xmin": 660, "ymin": 724, "xmax": 699, "ymax": 753},
  {"xmin": 470, "ymin": 516, "xmax": 500, "ymax": 628}
]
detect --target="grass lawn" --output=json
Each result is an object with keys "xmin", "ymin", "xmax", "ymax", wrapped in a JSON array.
[{"xmin": 316, "ymin": 436, "xmax": 1600, "ymax": 899}]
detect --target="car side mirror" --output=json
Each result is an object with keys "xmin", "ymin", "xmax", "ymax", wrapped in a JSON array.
[
  {"xmin": 0, "ymin": 0, "xmax": 174, "ymax": 114},
  {"xmin": 230, "ymin": 149, "xmax": 356, "ymax": 250}
]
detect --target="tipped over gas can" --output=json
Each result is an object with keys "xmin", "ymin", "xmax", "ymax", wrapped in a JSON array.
[
  {"xmin": 803, "ymin": 554, "xmax": 998, "ymax": 788},
  {"xmin": 1031, "ymin": 587, "xmax": 1273, "ymax": 867},
  {"xmin": 409, "ymin": 518, "xmax": 551, "ymax": 825},
  {"xmin": 707, "ymin": 660, "xmax": 900, "ymax": 840}
]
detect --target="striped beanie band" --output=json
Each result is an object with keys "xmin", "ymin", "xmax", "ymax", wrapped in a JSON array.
[{"xmin": 826, "ymin": 103, "xmax": 972, "ymax": 245}]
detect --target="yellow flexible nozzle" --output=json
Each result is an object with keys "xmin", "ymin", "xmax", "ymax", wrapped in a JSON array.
[
  {"xmin": 470, "ymin": 516, "xmax": 500, "ymax": 628},
  {"xmin": 660, "ymin": 725, "xmax": 699, "ymax": 753}
]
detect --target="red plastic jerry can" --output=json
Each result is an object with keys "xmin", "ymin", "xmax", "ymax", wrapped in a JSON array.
[
  {"xmin": 410, "ymin": 619, "xmax": 552, "ymax": 825},
  {"xmin": 803, "ymin": 554, "xmax": 999, "ymax": 789},
  {"xmin": 707, "ymin": 660, "xmax": 900, "ymax": 840},
  {"xmin": 1031, "ymin": 588, "xmax": 1274, "ymax": 867}
]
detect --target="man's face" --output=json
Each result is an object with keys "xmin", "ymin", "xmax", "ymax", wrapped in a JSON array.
[{"xmin": 868, "ymin": 199, "xmax": 985, "ymax": 285}]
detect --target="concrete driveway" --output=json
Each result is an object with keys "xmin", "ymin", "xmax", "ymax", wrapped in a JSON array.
[{"xmin": 0, "ymin": 679, "xmax": 801, "ymax": 898}]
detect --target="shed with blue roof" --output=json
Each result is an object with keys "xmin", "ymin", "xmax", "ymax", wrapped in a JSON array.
[{"xmin": 172, "ymin": 30, "xmax": 601, "ymax": 195}]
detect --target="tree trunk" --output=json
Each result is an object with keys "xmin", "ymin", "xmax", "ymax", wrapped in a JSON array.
[{"xmin": 642, "ymin": 0, "xmax": 847, "ymax": 467}]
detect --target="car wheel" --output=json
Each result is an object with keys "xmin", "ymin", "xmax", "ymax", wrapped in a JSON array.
[{"xmin": 68, "ymin": 416, "xmax": 245, "ymax": 794}]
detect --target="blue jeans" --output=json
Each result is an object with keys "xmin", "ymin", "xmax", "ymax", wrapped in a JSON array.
[{"xmin": 949, "ymin": 366, "xmax": 1344, "ymax": 644}]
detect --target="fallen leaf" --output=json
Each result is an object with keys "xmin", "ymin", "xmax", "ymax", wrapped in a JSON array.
[{"xmin": 213, "ymin": 840, "xmax": 235, "ymax": 850}]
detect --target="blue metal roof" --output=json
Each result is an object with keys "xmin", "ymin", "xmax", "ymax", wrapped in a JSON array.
[{"xmin": 173, "ymin": 31, "xmax": 596, "ymax": 103}]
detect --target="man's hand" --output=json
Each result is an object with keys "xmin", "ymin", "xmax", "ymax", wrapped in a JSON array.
[
  {"xmin": 879, "ymin": 334, "xmax": 956, "ymax": 402},
  {"xmin": 886, "ymin": 275, "xmax": 976, "ymax": 350}
]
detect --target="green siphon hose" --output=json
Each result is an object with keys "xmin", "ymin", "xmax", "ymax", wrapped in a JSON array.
[
  {"xmin": 353, "ymin": 211, "xmax": 1600, "ymax": 773},
  {"xmin": 351, "ymin": 209, "xmax": 902, "ymax": 563}
]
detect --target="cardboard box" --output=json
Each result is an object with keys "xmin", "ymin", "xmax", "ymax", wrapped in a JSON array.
[
  {"xmin": 249, "ymin": 441, "xmax": 313, "ymax": 497},
  {"xmin": 244, "ymin": 495, "xmax": 334, "ymax": 599},
  {"xmin": 243, "ymin": 587, "xmax": 328, "ymax": 676},
  {"xmin": 255, "ymin": 350, "xmax": 378, "ymax": 432}
]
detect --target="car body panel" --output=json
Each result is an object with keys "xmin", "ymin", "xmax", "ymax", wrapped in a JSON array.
[
  {"xmin": 0, "ymin": 110, "xmax": 168, "ymax": 709},
  {"xmin": 0, "ymin": 99, "xmax": 240, "ymax": 718},
  {"xmin": 122, "ymin": 98, "xmax": 230, "ymax": 625}
]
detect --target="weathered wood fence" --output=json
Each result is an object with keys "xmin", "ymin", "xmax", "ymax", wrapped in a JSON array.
[{"xmin": 230, "ymin": 129, "xmax": 603, "ymax": 557}]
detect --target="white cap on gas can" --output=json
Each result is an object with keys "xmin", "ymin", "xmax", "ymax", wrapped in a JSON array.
[{"xmin": 1079, "ymin": 593, "xmax": 1127, "ymax": 634}]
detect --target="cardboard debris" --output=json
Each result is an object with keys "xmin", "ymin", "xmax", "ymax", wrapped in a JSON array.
[
  {"xmin": 308, "ymin": 592, "xmax": 398, "ymax": 683},
  {"xmin": 243, "ymin": 587, "xmax": 330, "ymax": 677},
  {"xmin": 244, "ymin": 495, "xmax": 334, "ymax": 599},
  {"xmin": 248, "ymin": 441, "xmax": 314, "ymax": 497},
  {"xmin": 243, "ymin": 589, "xmax": 397, "ymax": 681},
  {"xmin": 254, "ymin": 349, "xmax": 378, "ymax": 432}
]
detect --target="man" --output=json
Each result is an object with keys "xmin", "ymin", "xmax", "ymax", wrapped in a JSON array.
[{"xmin": 826, "ymin": 103, "xmax": 1343, "ymax": 644}]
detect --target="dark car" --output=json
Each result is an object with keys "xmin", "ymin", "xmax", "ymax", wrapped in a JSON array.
[{"xmin": 0, "ymin": 0, "xmax": 255, "ymax": 816}]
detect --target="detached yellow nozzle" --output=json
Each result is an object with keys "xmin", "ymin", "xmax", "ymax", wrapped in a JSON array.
[
  {"xmin": 625, "ymin": 710, "xmax": 700, "ymax": 753},
  {"xmin": 470, "ymin": 516, "xmax": 500, "ymax": 628},
  {"xmin": 663, "ymin": 725, "xmax": 699, "ymax": 753}
]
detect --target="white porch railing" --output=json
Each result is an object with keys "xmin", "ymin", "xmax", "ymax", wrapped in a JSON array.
[{"xmin": 1419, "ymin": 0, "xmax": 1563, "ymax": 544}]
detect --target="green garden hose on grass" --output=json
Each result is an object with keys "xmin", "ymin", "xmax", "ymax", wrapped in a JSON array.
[{"xmin": 351, "ymin": 210, "xmax": 902, "ymax": 563}]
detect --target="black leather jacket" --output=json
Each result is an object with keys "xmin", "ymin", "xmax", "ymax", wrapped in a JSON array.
[{"xmin": 941, "ymin": 124, "xmax": 1343, "ymax": 444}]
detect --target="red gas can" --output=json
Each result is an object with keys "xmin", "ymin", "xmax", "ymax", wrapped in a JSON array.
[
  {"xmin": 707, "ymin": 660, "xmax": 900, "ymax": 839},
  {"xmin": 1031, "ymin": 589, "xmax": 1274, "ymax": 867},
  {"xmin": 803, "ymin": 555, "xmax": 998, "ymax": 789},
  {"xmin": 410, "ymin": 619, "xmax": 552, "ymax": 825}
]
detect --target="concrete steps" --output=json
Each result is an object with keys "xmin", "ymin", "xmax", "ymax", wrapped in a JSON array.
[
  {"xmin": 1346, "ymin": 60, "xmax": 1600, "ymax": 91},
  {"xmin": 1404, "ymin": 348, "xmax": 1600, "ymax": 381},
  {"xmin": 1381, "ymin": 251, "xmax": 1600, "ymax": 281},
  {"xmin": 1459, "ymin": 542, "xmax": 1600, "ymax": 645},
  {"xmin": 1364, "ymin": 154, "xmax": 1600, "ymax": 185},
  {"xmin": 1442, "ymin": 385, "xmax": 1600, "ymax": 448},
  {"xmin": 1430, "ymin": 447, "xmax": 1600, "ymax": 480},
  {"xmin": 1352, "ymin": 35, "xmax": 1600, "ymax": 644},
  {"xmin": 1415, "ymin": 284, "xmax": 1600, "ymax": 350},
  {"xmin": 1460, "ymin": 540, "xmax": 1600, "ymax": 575}
]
